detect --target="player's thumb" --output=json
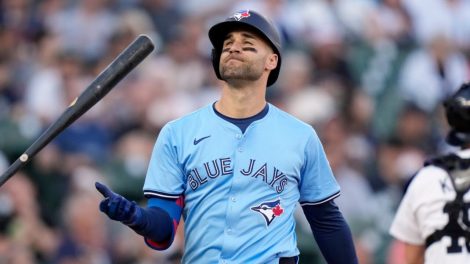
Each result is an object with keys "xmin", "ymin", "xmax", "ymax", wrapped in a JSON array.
[{"xmin": 95, "ymin": 182, "xmax": 114, "ymax": 198}]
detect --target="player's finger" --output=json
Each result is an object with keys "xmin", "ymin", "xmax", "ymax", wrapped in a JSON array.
[
  {"xmin": 108, "ymin": 196, "xmax": 122, "ymax": 219},
  {"xmin": 95, "ymin": 182, "xmax": 114, "ymax": 198},
  {"xmin": 122, "ymin": 200, "xmax": 134, "ymax": 219},
  {"xmin": 108, "ymin": 199, "xmax": 120, "ymax": 220},
  {"xmin": 99, "ymin": 198, "xmax": 110, "ymax": 213}
]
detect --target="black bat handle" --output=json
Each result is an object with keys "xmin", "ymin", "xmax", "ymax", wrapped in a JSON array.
[
  {"xmin": 0, "ymin": 35, "xmax": 154, "ymax": 187},
  {"xmin": 0, "ymin": 159, "xmax": 24, "ymax": 186}
]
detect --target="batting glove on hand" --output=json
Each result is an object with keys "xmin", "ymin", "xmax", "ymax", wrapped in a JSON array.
[{"xmin": 95, "ymin": 182, "xmax": 142, "ymax": 225}]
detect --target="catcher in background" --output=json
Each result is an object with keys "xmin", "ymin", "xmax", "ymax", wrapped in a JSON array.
[
  {"xmin": 95, "ymin": 10, "xmax": 358, "ymax": 264},
  {"xmin": 389, "ymin": 82, "xmax": 470, "ymax": 264}
]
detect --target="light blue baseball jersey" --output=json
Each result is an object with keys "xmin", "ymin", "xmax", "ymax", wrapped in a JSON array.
[{"xmin": 143, "ymin": 103, "xmax": 340, "ymax": 264}]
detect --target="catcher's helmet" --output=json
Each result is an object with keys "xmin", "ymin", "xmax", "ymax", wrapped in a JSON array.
[
  {"xmin": 208, "ymin": 10, "xmax": 281, "ymax": 87},
  {"xmin": 444, "ymin": 82, "xmax": 470, "ymax": 146}
]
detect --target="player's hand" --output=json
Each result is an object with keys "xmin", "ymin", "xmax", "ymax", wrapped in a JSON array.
[{"xmin": 95, "ymin": 182, "xmax": 141, "ymax": 224}]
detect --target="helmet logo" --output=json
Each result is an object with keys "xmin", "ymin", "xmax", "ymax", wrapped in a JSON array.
[{"xmin": 231, "ymin": 10, "xmax": 250, "ymax": 21}]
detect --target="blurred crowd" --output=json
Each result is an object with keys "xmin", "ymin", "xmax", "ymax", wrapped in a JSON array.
[{"xmin": 0, "ymin": 0, "xmax": 469, "ymax": 263}]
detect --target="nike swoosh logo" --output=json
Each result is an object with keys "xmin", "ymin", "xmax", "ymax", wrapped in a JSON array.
[{"xmin": 194, "ymin": 135, "xmax": 211, "ymax": 145}]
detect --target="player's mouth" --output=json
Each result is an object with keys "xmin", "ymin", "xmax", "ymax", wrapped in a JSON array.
[{"xmin": 224, "ymin": 55, "xmax": 244, "ymax": 63}]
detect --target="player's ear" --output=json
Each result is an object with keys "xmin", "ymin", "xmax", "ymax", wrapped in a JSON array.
[{"xmin": 265, "ymin": 53, "xmax": 278, "ymax": 71}]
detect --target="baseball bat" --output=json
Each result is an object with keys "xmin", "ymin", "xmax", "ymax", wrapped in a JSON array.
[{"xmin": 0, "ymin": 34, "xmax": 155, "ymax": 187}]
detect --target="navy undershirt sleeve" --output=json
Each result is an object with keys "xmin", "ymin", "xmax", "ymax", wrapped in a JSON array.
[{"xmin": 302, "ymin": 200, "xmax": 358, "ymax": 264}]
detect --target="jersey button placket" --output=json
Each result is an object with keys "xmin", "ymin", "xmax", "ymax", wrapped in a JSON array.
[
  {"xmin": 236, "ymin": 133, "xmax": 243, "ymax": 152},
  {"xmin": 221, "ymin": 132, "xmax": 243, "ymax": 258}
]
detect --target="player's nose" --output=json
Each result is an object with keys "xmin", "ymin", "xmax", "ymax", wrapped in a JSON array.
[{"xmin": 228, "ymin": 42, "xmax": 242, "ymax": 53}]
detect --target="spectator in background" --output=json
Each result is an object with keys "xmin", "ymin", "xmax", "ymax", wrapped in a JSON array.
[
  {"xmin": 403, "ymin": 0, "xmax": 470, "ymax": 49},
  {"xmin": 352, "ymin": 0, "xmax": 415, "ymax": 141},
  {"xmin": 365, "ymin": 0, "xmax": 413, "ymax": 47},
  {"xmin": 392, "ymin": 103, "xmax": 437, "ymax": 154},
  {"xmin": 27, "ymin": 144, "xmax": 69, "ymax": 228},
  {"xmin": 44, "ymin": 0, "xmax": 118, "ymax": 62},
  {"xmin": 24, "ymin": 48, "xmax": 76, "ymax": 128},
  {"xmin": 137, "ymin": 0, "xmax": 180, "ymax": 47},
  {"xmin": 320, "ymin": 116, "xmax": 378, "ymax": 264},
  {"xmin": 276, "ymin": 50, "xmax": 338, "ymax": 126},
  {"xmin": 102, "ymin": 130, "xmax": 155, "ymax": 201},
  {"xmin": 53, "ymin": 187, "xmax": 110, "ymax": 264},
  {"xmin": 1, "ymin": 173, "xmax": 58, "ymax": 263},
  {"xmin": 398, "ymin": 32, "xmax": 469, "ymax": 113}
]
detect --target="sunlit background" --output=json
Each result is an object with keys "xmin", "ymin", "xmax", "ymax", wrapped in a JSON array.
[{"xmin": 0, "ymin": 0, "xmax": 469, "ymax": 263}]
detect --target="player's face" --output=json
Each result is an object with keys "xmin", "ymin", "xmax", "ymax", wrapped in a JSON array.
[{"xmin": 219, "ymin": 30, "xmax": 278, "ymax": 84}]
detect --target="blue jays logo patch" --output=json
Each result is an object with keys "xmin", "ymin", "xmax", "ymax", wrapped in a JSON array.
[
  {"xmin": 231, "ymin": 10, "xmax": 250, "ymax": 21},
  {"xmin": 251, "ymin": 199, "xmax": 284, "ymax": 226}
]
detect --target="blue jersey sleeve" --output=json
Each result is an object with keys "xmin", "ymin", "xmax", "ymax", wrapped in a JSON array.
[
  {"xmin": 299, "ymin": 130, "xmax": 340, "ymax": 204},
  {"xmin": 144, "ymin": 124, "xmax": 185, "ymax": 198}
]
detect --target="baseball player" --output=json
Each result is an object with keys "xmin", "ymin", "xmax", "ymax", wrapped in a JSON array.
[
  {"xmin": 96, "ymin": 10, "xmax": 358, "ymax": 264},
  {"xmin": 389, "ymin": 82, "xmax": 470, "ymax": 264}
]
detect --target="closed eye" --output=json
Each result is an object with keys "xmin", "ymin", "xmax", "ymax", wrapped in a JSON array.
[
  {"xmin": 242, "ymin": 47, "xmax": 256, "ymax": 52},
  {"xmin": 222, "ymin": 46, "xmax": 257, "ymax": 53},
  {"xmin": 222, "ymin": 40, "xmax": 233, "ymax": 51}
]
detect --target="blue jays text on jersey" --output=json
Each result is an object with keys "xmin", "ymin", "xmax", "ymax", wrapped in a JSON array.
[
  {"xmin": 187, "ymin": 157, "xmax": 288, "ymax": 193},
  {"xmin": 143, "ymin": 103, "xmax": 340, "ymax": 264}
]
